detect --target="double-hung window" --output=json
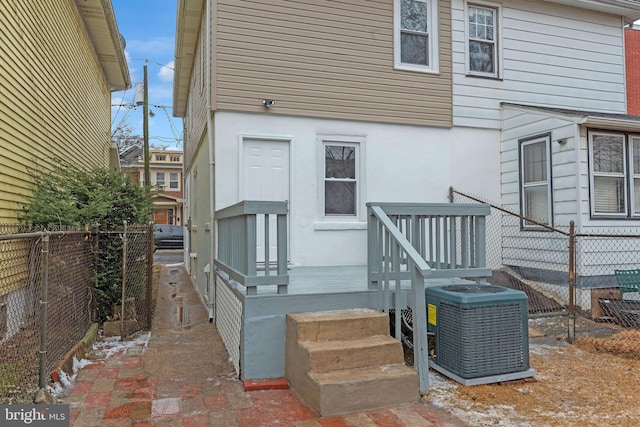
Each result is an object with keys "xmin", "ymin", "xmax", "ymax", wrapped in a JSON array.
[
  {"xmin": 169, "ymin": 172, "xmax": 179, "ymax": 190},
  {"xmin": 394, "ymin": 0, "xmax": 439, "ymax": 73},
  {"xmin": 467, "ymin": 3, "xmax": 499, "ymax": 77},
  {"xmin": 156, "ymin": 172, "xmax": 166, "ymax": 189},
  {"xmin": 322, "ymin": 140, "xmax": 360, "ymax": 217},
  {"xmin": 589, "ymin": 131, "xmax": 640, "ymax": 217},
  {"xmin": 520, "ymin": 134, "xmax": 552, "ymax": 228}
]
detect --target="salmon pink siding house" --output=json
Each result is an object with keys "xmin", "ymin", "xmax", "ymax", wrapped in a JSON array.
[{"xmin": 174, "ymin": 0, "xmax": 640, "ymax": 381}]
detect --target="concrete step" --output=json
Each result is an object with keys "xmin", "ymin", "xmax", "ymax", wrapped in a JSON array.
[
  {"xmin": 287, "ymin": 308, "xmax": 389, "ymax": 342},
  {"xmin": 286, "ymin": 309, "xmax": 420, "ymax": 417},
  {"xmin": 308, "ymin": 364, "xmax": 420, "ymax": 417},
  {"xmin": 300, "ymin": 336, "xmax": 405, "ymax": 373}
]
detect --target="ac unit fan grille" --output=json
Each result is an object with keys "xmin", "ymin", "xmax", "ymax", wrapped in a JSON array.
[{"xmin": 438, "ymin": 302, "xmax": 527, "ymax": 378}]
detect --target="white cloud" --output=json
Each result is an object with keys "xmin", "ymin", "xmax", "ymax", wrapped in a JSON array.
[{"xmin": 158, "ymin": 61, "xmax": 174, "ymax": 82}]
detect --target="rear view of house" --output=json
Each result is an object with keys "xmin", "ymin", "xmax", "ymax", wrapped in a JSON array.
[
  {"xmin": 0, "ymin": 0, "xmax": 130, "ymax": 223},
  {"xmin": 174, "ymin": 0, "xmax": 640, "ymax": 394}
]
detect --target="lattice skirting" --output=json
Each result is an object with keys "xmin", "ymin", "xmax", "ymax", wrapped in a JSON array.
[{"xmin": 215, "ymin": 275, "xmax": 242, "ymax": 375}]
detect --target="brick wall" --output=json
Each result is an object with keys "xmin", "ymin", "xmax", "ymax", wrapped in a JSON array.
[{"xmin": 625, "ymin": 28, "xmax": 640, "ymax": 115}]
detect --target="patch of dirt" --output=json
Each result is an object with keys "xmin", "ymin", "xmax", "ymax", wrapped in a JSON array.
[{"xmin": 418, "ymin": 320, "xmax": 640, "ymax": 426}]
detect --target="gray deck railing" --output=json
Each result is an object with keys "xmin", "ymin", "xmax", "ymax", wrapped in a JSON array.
[
  {"xmin": 215, "ymin": 200, "xmax": 288, "ymax": 295},
  {"xmin": 367, "ymin": 202, "xmax": 491, "ymax": 393}
]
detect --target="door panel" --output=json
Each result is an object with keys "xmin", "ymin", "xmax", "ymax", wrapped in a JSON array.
[{"xmin": 242, "ymin": 139, "xmax": 290, "ymax": 263}]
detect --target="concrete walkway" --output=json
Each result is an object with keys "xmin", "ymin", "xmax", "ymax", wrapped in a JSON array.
[{"xmin": 62, "ymin": 264, "xmax": 468, "ymax": 426}]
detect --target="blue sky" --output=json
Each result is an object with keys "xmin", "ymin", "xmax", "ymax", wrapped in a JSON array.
[{"xmin": 111, "ymin": 0, "xmax": 182, "ymax": 150}]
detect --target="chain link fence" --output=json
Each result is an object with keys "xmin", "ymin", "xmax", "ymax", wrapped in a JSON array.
[
  {"xmin": 113, "ymin": 224, "xmax": 154, "ymax": 337},
  {"xmin": 0, "ymin": 224, "xmax": 153, "ymax": 404},
  {"xmin": 451, "ymin": 188, "xmax": 640, "ymax": 357},
  {"xmin": 574, "ymin": 232, "xmax": 640, "ymax": 334}
]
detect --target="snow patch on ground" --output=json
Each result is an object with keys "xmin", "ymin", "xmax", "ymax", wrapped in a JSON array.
[
  {"xmin": 49, "ymin": 355, "xmax": 86, "ymax": 398},
  {"xmin": 49, "ymin": 331, "xmax": 151, "ymax": 399}
]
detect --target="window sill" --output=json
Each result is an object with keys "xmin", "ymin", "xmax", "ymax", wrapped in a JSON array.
[
  {"xmin": 394, "ymin": 65, "xmax": 440, "ymax": 75},
  {"xmin": 465, "ymin": 73, "xmax": 502, "ymax": 81},
  {"xmin": 313, "ymin": 222, "xmax": 367, "ymax": 231}
]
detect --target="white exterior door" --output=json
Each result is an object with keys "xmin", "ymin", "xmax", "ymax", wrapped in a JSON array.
[{"xmin": 242, "ymin": 139, "xmax": 290, "ymax": 263}]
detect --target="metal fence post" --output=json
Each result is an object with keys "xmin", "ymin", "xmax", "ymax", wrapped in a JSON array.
[
  {"xmin": 121, "ymin": 221, "xmax": 127, "ymax": 336},
  {"xmin": 568, "ymin": 221, "xmax": 576, "ymax": 344},
  {"xmin": 38, "ymin": 232, "xmax": 50, "ymax": 389},
  {"xmin": 146, "ymin": 222, "xmax": 154, "ymax": 329}
]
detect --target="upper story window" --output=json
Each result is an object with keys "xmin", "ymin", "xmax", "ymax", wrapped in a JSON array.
[
  {"xmin": 155, "ymin": 155, "xmax": 166, "ymax": 161},
  {"xmin": 589, "ymin": 131, "xmax": 640, "ymax": 218},
  {"xmin": 170, "ymin": 155, "xmax": 181, "ymax": 162},
  {"xmin": 169, "ymin": 172, "xmax": 179, "ymax": 189},
  {"xmin": 467, "ymin": 2, "xmax": 500, "ymax": 78},
  {"xmin": 394, "ymin": 0, "xmax": 439, "ymax": 73},
  {"xmin": 520, "ymin": 134, "xmax": 552, "ymax": 228}
]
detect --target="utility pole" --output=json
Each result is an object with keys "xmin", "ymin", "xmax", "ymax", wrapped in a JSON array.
[{"xmin": 143, "ymin": 63, "xmax": 150, "ymax": 189}]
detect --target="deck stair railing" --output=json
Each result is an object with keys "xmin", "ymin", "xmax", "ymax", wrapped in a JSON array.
[
  {"xmin": 215, "ymin": 200, "xmax": 289, "ymax": 295},
  {"xmin": 367, "ymin": 202, "xmax": 492, "ymax": 393}
]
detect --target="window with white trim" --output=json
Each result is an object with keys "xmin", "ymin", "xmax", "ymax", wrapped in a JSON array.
[
  {"xmin": 467, "ymin": 2, "xmax": 499, "ymax": 77},
  {"xmin": 169, "ymin": 172, "xmax": 179, "ymax": 189},
  {"xmin": 520, "ymin": 134, "xmax": 551, "ymax": 227},
  {"xmin": 156, "ymin": 172, "xmax": 166, "ymax": 189},
  {"xmin": 322, "ymin": 141, "xmax": 360, "ymax": 217},
  {"xmin": 589, "ymin": 131, "xmax": 640, "ymax": 217},
  {"xmin": 394, "ymin": 0, "xmax": 439, "ymax": 73}
]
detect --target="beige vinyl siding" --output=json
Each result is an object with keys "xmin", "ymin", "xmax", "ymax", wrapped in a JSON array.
[
  {"xmin": 213, "ymin": 0, "xmax": 453, "ymax": 127},
  {"xmin": 0, "ymin": 0, "xmax": 112, "ymax": 223}
]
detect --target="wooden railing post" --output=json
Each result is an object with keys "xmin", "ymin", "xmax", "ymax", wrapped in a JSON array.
[
  {"xmin": 411, "ymin": 264, "xmax": 429, "ymax": 393},
  {"xmin": 277, "ymin": 212, "xmax": 288, "ymax": 294}
]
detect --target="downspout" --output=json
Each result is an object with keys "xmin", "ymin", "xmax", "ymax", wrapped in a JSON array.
[{"xmin": 206, "ymin": 0, "xmax": 216, "ymax": 323}]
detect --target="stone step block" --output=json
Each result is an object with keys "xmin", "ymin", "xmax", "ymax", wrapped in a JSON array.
[
  {"xmin": 300, "ymin": 336, "xmax": 405, "ymax": 373},
  {"xmin": 287, "ymin": 308, "xmax": 389, "ymax": 342}
]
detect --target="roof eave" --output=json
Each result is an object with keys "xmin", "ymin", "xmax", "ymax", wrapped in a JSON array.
[
  {"xmin": 502, "ymin": 103, "xmax": 640, "ymax": 132},
  {"xmin": 75, "ymin": 0, "xmax": 131, "ymax": 92},
  {"xmin": 543, "ymin": 0, "xmax": 640, "ymax": 24},
  {"xmin": 173, "ymin": 0, "xmax": 204, "ymax": 117},
  {"xmin": 582, "ymin": 116, "xmax": 640, "ymax": 132}
]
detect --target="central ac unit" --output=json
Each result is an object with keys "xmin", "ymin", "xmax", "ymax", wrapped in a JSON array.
[{"xmin": 426, "ymin": 284, "xmax": 535, "ymax": 386}]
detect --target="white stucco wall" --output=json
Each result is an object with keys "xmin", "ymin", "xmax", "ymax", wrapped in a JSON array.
[{"xmin": 214, "ymin": 111, "xmax": 501, "ymax": 267}]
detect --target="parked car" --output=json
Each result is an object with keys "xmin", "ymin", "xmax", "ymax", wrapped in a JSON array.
[{"xmin": 153, "ymin": 224, "xmax": 184, "ymax": 250}]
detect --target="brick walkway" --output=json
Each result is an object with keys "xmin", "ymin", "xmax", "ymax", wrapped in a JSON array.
[{"xmin": 60, "ymin": 264, "xmax": 468, "ymax": 426}]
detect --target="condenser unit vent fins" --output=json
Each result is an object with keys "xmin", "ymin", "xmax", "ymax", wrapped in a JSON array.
[
  {"xmin": 426, "ymin": 284, "xmax": 535, "ymax": 385},
  {"xmin": 438, "ymin": 302, "xmax": 527, "ymax": 378}
]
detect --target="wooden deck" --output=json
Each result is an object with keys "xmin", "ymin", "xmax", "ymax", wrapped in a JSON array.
[{"xmin": 220, "ymin": 264, "xmax": 476, "ymax": 380}]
